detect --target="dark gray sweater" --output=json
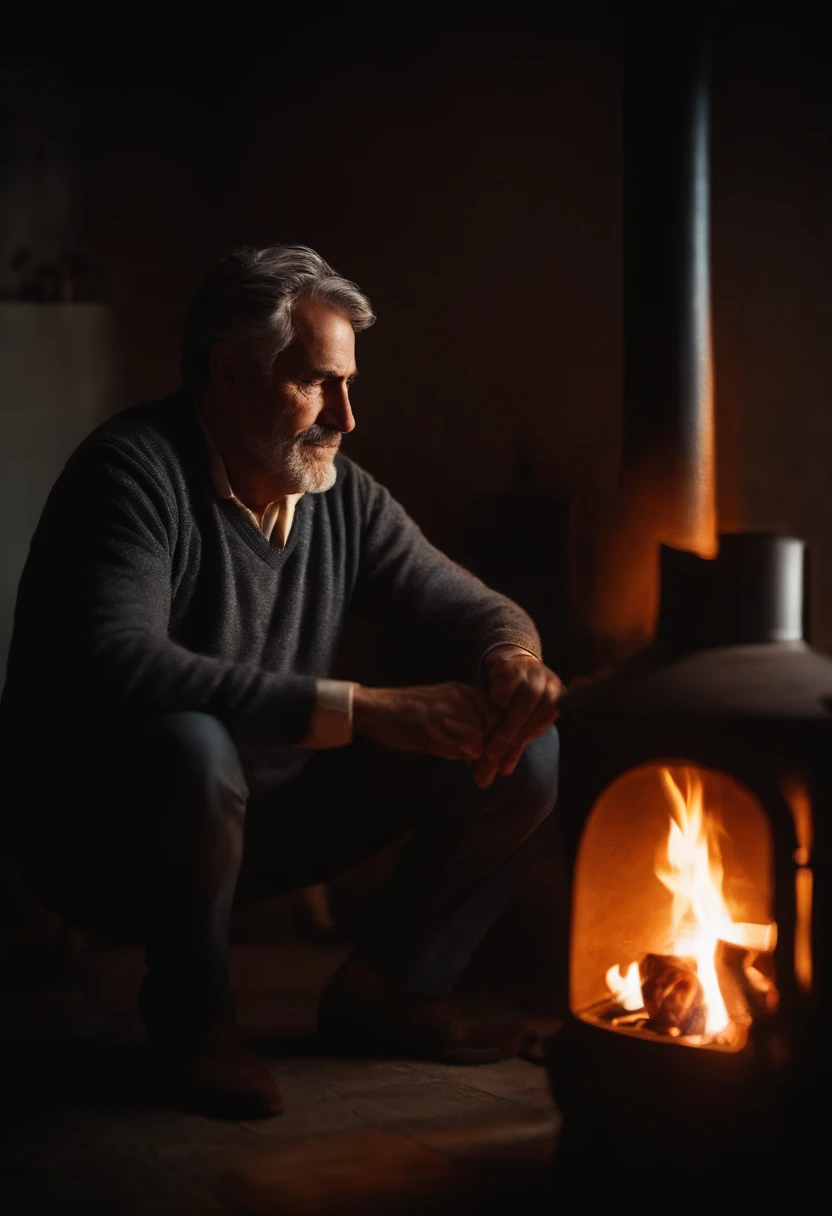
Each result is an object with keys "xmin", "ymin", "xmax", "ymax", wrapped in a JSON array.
[{"xmin": 0, "ymin": 391, "xmax": 541, "ymax": 770}]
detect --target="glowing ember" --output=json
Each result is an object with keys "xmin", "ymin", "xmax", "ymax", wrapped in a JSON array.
[{"xmin": 605, "ymin": 767, "xmax": 777, "ymax": 1041}]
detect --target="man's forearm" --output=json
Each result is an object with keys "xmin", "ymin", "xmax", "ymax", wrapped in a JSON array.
[{"xmin": 74, "ymin": 623, "xmax": 321, "ymax": 747}]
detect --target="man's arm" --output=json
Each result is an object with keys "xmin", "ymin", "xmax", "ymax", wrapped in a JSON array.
[
  {"xmin": 352, "ymin": 681, "xmax": 489, "ymax": 760},
  {"xmin": 344, "ymin": 468, "xmax": 562, "ymax": 772},
  {"xmin": 352, "ymin": 471, "xmax": 543, "ymax": 675},
  {"xmin": 48, "ymin": 441, "xmax": 318, "ymax": 745}
]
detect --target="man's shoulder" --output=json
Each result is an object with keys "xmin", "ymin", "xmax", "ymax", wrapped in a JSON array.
[
  {"xmin": 328, "ymin": 453, "xmax": 397, "ymax": 518},
  {"xmin": 81, "ymin": 389, "xmax": 191, "ymax": 460},
  {"xmin": 67, "ymin": 389, "xmax": 197, "ymax": 483},
  {"xmin": 326, "ymin": 454, "xmax": 409, "ymax": 537},
  {"xmin": 331, "ymin": 452, "xmax": 386, "ymax": 499},
  {"xmin": 48, "ymin": 389, "xmax": 200, "ymax": 514}
]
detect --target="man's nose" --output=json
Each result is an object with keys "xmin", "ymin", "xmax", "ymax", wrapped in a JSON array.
[{"xmin": 322, "ymin": 384, "xmax": 355, "ymax": 434}]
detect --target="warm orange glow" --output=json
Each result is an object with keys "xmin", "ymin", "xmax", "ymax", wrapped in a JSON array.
[
  {"xmin": 782, "ymin": 777, "xmax": 814, "ymax": 994},
  {"xmin": 785, "ymin": 778, "xmax": 814, "ymax": 856},
  {"xmin": 590, "ymin": 333, "xmax": 716, "ymax": 660},
  {"xmin": 795, "ymin": 869, "xmax": 813, "ymax": 993},
  {"xmin": 690, "ymin": 309, "xmax": 717, "ymax": 558},
  {"xmin": 657, "ymin": 770, "xmax": 731, "ymax": 1032},
  {"xmin": 604, "ymin": 766, "xmax": 777, "ymax": 1042}
]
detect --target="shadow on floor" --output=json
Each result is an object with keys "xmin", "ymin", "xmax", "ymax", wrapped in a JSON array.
[{"xmin": 0, "ymin": 944, "xmax": 561, "ymax": 1216}]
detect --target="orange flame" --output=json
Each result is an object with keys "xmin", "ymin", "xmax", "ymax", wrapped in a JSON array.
[
  {"xmin": 657, "ymin": 769, "xmax": 732, "ymax": 1034},
  {"xmin": 605, "ymin": 766, "xmax": 777, "ymax": 1040},
  {"xmin": 605, "ymin": 962, "xmax": 643, "ymax": 1011}
]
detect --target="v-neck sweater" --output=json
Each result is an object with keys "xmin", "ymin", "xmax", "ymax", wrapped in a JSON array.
[{"xmin": 0, "ymin": 389, "xmax": 542, "ymax": 768}]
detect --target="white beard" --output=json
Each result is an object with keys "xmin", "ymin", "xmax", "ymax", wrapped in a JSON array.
[
  {"xmin": 286, "ymin": 445, "xmax": 339, "ymax": 493},
  {"xmin": 241, "ymin": 433, "xmax": 340, "ymax": 494},
  {"xmin": 284, "ymin": 442, "xmax": 340, "ymax": 493}
]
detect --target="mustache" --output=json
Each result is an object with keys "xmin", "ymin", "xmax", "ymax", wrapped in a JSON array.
[{"xmin": 296, "ymin": 424, "xmax": 342, "ymax": 447}]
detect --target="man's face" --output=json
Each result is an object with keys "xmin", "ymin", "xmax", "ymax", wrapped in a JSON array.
[{"xmin": 226, "ymin": 296, "xmax": 357, "ymax": 493}]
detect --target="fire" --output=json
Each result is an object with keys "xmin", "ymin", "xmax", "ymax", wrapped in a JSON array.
[
  {"xmin": 657, "ymin": 768, "xmax": 732, "ymax": 1034},
  {"xmin": 605, "ymin": 766, "xmax": 777, "ymax": 1041},
  {"xmin": 605, "ymin": 962, "xmax": 643, "ymax": 1011}
]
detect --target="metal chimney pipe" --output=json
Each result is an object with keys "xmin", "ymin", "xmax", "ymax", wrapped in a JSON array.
[
  {"xmin": 622, "ymin": 10, "xmax": 716, "ymax": 555},
  {"xmin": 591, "ymin": 10, "xmax": 717, "ymax": 659}
]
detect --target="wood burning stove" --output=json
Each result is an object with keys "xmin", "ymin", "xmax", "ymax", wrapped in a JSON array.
[
  {"xmin": 548, "ymin": 534, "xmax": 830, "ymax": 1198},
  {"xmin": 546, "ymin": 13, "xmax": 829, "ymax": 1201}
]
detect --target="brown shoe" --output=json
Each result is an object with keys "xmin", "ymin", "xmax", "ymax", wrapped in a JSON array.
[
  {"xmin": 317, "ymin": 960, "xmax": 535, "ymax": 1064},
  {"xmin": 146, "ymin": 1005, "xmax": 284, "ymax": 1120}
]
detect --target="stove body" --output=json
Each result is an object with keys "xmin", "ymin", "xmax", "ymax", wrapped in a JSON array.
[{"xmin": 549, "ymin": 536, "xmax": 831, "ymax": 1196}]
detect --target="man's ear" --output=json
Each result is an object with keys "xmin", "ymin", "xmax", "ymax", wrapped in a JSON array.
[{"xmin": 208, "ymin": 340, "xmax": 238, "ymax": 398}]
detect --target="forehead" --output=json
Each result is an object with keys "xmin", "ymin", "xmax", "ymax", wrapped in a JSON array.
[{"xmin": 292, "ymin": 297, "xmax": 356, "ymax": 370}]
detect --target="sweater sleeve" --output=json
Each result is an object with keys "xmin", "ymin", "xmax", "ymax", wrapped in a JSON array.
[
  {"xmin": 352, "ymin": 470, "xmax": 542, "ymax": 678},
  {"xmin": 46, "ymin": 440, "xmax": 317, "ymax": 744}
]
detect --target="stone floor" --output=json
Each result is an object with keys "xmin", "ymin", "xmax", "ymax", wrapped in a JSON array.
[{"xmin": 0, "ymin": 940, "xmax": 561, "ymax": 1215}]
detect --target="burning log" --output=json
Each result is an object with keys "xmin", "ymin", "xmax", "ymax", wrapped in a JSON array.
[
  {"xmin": 716, "ymin": 942, "xmax": 779, "ymax": 1023},
  {"xmin": 610, "ymin": 1011, "xmax": 650, "ymax": 1029},
  {"xmin": 640, "ymin": 953, "xmax": 706, "ymax": 1036}
]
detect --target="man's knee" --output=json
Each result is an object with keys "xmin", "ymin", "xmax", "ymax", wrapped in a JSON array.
[
  {"xmin": 499, "ymin": 725, "xmax": 559, "ymax": 826},
  {"xmin": 133, "ymin": 712, "xmax": 248, "ymax": 827}
]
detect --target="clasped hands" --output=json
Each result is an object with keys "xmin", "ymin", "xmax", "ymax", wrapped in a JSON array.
[
  {"xmin": 351, "ymin": 645, "xmax": 564, "ymax": 789},
  {"xmin": 472, "ymin": 644, "xmax": 564, "ymax": 787}
]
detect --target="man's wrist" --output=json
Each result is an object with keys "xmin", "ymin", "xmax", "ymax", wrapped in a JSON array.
[
  {"xmin": 302, "ymin": 679, "xmax": 357, "ymax": 748},
  {"xmin": 481, "ymin": 643, "xmax": 540, "ymax": 670},
  {"xmin": 352, "ymin": 684, "xmax": 384, "ymax": 738}
]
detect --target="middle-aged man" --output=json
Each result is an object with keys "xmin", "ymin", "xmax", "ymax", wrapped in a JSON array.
[{"xmin": 1, "ymin": 245, "xmax": 562, "ymax": 1119}]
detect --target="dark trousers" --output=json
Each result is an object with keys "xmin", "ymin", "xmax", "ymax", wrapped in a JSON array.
[{"xmin": 14, "ymin": 715, "xmax": 559, "ymax": 1021}]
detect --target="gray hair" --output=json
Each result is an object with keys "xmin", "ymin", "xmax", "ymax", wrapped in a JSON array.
[{"xmin": 180, "ymin": 243, "xmax": 376, "ymax": 386}]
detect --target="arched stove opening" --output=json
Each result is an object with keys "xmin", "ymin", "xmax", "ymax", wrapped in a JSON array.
[{"xmin": 570, "ymin": 761, "xmax": 778, "ymax": 1052}]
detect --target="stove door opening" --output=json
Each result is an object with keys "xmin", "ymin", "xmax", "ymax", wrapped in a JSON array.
[{"xmin": 571, "ymin": 763, "xmax": 778, "ymax": 1052}]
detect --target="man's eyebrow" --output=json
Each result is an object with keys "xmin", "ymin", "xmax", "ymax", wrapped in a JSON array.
[{"xmin": 305, "ymin": 367, "xmax": 359, "ymax": 380}]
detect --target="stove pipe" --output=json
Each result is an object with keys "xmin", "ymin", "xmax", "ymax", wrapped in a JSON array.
[
  {"xmin": 594, "ymin": 11, "xmax": 718, "ymax": 656},
  {"xmin": 622, "ymin": 13, "xmax": 716, "ymax": 555}
]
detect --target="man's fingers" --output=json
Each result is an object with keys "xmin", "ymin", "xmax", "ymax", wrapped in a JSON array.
[
  {"xmin": 466, "ymin": 664, "xmax": 563, "ymax": 783},
  {"xmin": 445, "ymin": 706, "xmax": 488, "ymax": 758},
  {"xmin": 473, "ymin": 755, "xmax": 500, "ymax": 789},
  {"xmin": 454, "ymin": 735, "xmax": 485, "ymax": 760},
  {"xmin": 435, "ymin": 728, "xmax": 481, "ymax": 761},
  {"xmin": 497, "ymin": 683, "xmax": 562, "ymax": 774},
  {"xmin": 497, "ymin": 711, "xmax": 552, "ymax": 775},
  {"xmin": 475, "ymin": 700, "xmax": 559, "ymax": 784},
  {"xmin": 526, "ymin": 678, "xmax": 564, "ymax": 734},
  {"xmin": 432, "ymin": 727, "xmax": 483, "ymax": 761},
  {"xmin": 425, "ymin": 683, "xmax": 492, "ymax": 761},
  {"xmin": 485, "ymin": 680, "xmax": 544, "ymax": 761},
  {"xmin": 486, "ymin": 669, "xmax": 521, "ymax": 712},
  {"xmin": 497, "ymin": 743, "xmax": 525, "ymax": 778}
]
